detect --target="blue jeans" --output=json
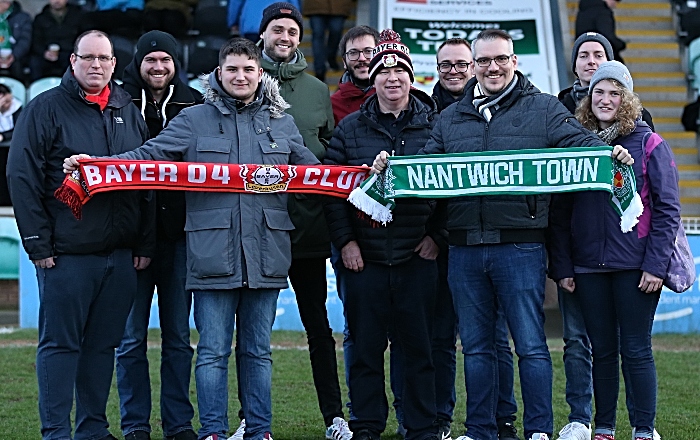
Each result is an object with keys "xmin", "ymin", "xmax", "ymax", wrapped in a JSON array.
[
  {"xmin": 558, "ymin": 286, "xmax": 594, "ymax": 425},
  {"xmin": 194, "ymin": 288, "xmax": 278, "ymax": 440},
  {"xmin": 36, "ymin": 250, "xmax": 136, "ymax": 440},
  {"xmin": 116, "ymin": 238, "xmax": 195, "ymax": 437},
  {"xmin": 576, "ymin": 271, "xmax": 659, "ymax": 437},
  {"xmin": 449, "ymin": 243, "xmax": 553, "ymax": 440},
  {"xmin": 308, "ymin": 15, "xmax": 346, "ymax": 77}
]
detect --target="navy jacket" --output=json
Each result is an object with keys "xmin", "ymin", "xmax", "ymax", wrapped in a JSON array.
[
  {"xmin": 7, "ymin": 69, "xmax": 154, "ymax": 260},
  {"xmin": 324, "ymin": 89, "xmax": 447, "ymax": 265},
  {"xmin": 548, "ymin": 121, "xmax": 681, "ymax": 280}
]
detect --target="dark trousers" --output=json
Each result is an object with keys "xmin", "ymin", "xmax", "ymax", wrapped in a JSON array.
[
  {"xmin": 345, "ymin": 255, "xmax": 438, "ymax": 440},
  {"xmin": 36, "ymin": 249, "xmax": 136, "ymax": 440},
  {"xmin": 576, "ymin": 270, "xmax": 659, "ymax": 436},
  {"xmin": 288, "ymin": 257, "xmax": 344, "ymax": 427}
]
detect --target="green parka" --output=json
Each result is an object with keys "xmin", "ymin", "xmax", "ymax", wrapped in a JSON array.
[{"xmin": 261, "ymin": 49, "xmax": 335, "ymax": 259}]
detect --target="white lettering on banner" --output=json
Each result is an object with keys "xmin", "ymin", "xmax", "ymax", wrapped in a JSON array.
[
  {"xmin": 119, "ymin": 164, "xmax": 136, "ymax": 181},
  {"xmin": 83, "ymin": 165, "xmax": 102, "ymax": 185},
  {"xmin": 188, "ymin": 164, "xmax": 206, "ymax": 183},
  {"xmin": 437, "ymin": 165, "xmax": 453, "ymax": 189},
  {"xmin": 584, "ymin": 158, "xmax": 599, "ymax": 182},
  {"xmin": 561, "ymin": 159, "xmax": 583, "ymax": 183},
  {"xmin": 212, "ymin": 165, "xmax": 230, "ymax": 184},
  {"xmin": 303, "ymin": 168, "xmax": 321, "ymax": 185},
  {"xmin": 547, "ymin": 160, "xmax": 560, "ymax": 185},
  {"xmin": 158, "ymin": 164, "xmax": 178, "ymax": 182},
  {"xmin": 337, "ymin": 171, "xmax": 355, "ymax": 190},
  {"xmin": 409, "ymin": 162, "xmax": 526, "ymax": 188},
  {"xmin": 320, "ymin": 169, "xmax": 334, "ymax": 187},
  {"xmin": 467, "ymin": 163, "xmax": 489, "ymax": 186},
  {"xmin": 495, "ymin": 162, "xmax": 508, "ymax": 185},
  {"xmin": 509, "ymin": 161, "xmax": 523, "ymax": 184},
  {"xmin": 105, "ymin": 165, "xmax": 122, "ymax": 183},
  {"xmin": 424, "ymin": 165, "xmax": 438, "ymax": 188},
  {"xmin": 141, "ymin": 163, "xmax": 156, "ymax": 181}
]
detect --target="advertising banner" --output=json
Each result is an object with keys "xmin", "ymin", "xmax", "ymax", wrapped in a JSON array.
[{"xmin": 378, "ymin": 0, "xmax": 560, "ymax": 94}]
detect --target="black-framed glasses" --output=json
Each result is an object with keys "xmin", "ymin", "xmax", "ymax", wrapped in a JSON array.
[
  {"xmin": 437, "ymin": 61, "xmax": 471, "ymax": 73},
  {"xmin": 344, "ymin": 48, "xmax": 374, "ymax": 61},
  {"xmin": 474, "ymin": 54, "xmax": 513, "ymax": 68},
  {"xmin": 75, "ymin": 54, "xmax": 113, "ymax": 63}
]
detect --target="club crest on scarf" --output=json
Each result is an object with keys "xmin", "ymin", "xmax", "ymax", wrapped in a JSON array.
[{"xmin": 240, "ymin": 164, "xmax": 297, "ymax": 193}]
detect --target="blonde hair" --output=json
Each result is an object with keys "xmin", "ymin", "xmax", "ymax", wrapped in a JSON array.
[{"xmin": 575, "ymin": 79, "xmax": 642, "ymax": 135}]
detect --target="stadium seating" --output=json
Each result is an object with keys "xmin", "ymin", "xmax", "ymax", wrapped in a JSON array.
[
  {"xmin": 188, "ymin": 77, "xmax": 205, "ymax": 95},
  {"xmin": 690, "ymin": 37, "xmax": 700, "ymax": 91},
  {"xmin": 191, "ymin": 0, "xmax": 230, "ymax": 38},
  {"xmin": 28, "ymin": 77, "xmax": 61, "ymax": 101},
  {"xmin": 0, "ymin": 216, "xmax": 19, "ymax": 279},
  {"xmin": 0, "ymin": 77, "xmax": 26, "ymax": 105},
  {"xmin": 186, "ymin": 36, "xmax": 228, "ymax": 78}
]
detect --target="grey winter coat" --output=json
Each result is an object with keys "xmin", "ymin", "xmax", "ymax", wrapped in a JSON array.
[{"xmin": 112, "ymin": 71, "xmax": 319, "ymax": 290}]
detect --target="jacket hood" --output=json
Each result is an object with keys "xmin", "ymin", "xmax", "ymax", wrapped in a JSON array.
[
  {"xmin": 259, "ymin": 48, "xmax": 308, "ymax": 82},
  {"xmin": 8, "ymin": 1, "xmax": 23, "ymax": 16},
  {"xmin": 199, "ymin": 70, "xmax": 290, "ymax": 119}
]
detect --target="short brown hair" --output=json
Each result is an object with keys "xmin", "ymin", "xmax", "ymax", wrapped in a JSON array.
[
  {"xmin": 339, "ymin": 25, "xmax": 380, "ymax": 57},
  {"xmin": 219, "ymin": 37, "xmax": 262, "ymax": 67},
  {"xmin": 472, "ymin": 29, "xmax": 513, "ymax": 57},
  {"xmin": 436, "ymin": 38, "xmax": 472, "ymax": 60}
]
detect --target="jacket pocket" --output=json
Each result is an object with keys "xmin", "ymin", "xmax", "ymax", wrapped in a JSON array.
[
  {"xmin": 259, "ymin": 138, "xmax": 291, "ymax": 163},
  {"xmin": 184, "ymin": 208, "xmax": 233, "ymax": 278},
  {"xmin": 196, "ymin": 136, "xmax": 232, "ymax": 162},
  {"xmin": 261, "ymin": 208, "xmax": 294, "ymax": 277}
]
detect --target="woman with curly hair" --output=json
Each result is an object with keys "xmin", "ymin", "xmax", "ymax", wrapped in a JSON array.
[{"xmin": 547, "ymin": 61, "xmax": 680, "ymax": 440}]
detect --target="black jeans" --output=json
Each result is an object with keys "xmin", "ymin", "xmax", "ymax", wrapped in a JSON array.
[
  {"xmin": 345, "ymin": 254, "xmax": 438, "ymax": 440},
  {"xmin": 289, "ymin": 257, "xmax": 344, "ymax": 427}
]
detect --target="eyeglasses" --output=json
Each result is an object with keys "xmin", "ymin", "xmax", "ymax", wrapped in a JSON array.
[
  {"xmin": 474, "ymin": 54, "xmax": 513, "ymax": 68},
  {"xmin": 75, "ymin": 54, "xmax": 113, "ymax": 63},
  {"xmin": 344, "ymin": 49, "xmax": 374, "ymax": 61},
  {"xmin": 437, "ymin": 62, "xmax": 471, "ymax": 73}
]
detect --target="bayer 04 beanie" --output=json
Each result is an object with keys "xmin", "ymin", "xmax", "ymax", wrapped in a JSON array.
[
  {"xmin": 368, "ymin": 29, "xmax": 414, "ymax": 84},
  {"xmin": 571, "ymin": 32, "xmax": 614, "ymax": 75},
  {"xmin": 589, "ymin": 60, "xmax": 634, "ymax": 93},
  {"xmin": 259, "ymin": 2, "xmax": 304, "ymax": 39},
  {"xmin": 135, "ymin": 30, "xmax": 179, "ymax": 67}
]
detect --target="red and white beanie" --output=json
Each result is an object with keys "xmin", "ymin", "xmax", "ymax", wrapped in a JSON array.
[{"xmin": 368, "ymin": 29, "xmax": 414, "ymax": 84}]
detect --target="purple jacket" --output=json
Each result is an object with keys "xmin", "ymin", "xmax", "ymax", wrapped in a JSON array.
[{"xmin": 548, "ymin": 121, "xmax": 681, "ymax": 280}]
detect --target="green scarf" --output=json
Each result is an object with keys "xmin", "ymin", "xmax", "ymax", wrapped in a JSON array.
[
  {"xmin": 0, "ymin": 6, "xmax": 12, "ymax": 50},
  {"xmin": 349, "ymin": 146, "xmax": 643, "ymax": 233}
]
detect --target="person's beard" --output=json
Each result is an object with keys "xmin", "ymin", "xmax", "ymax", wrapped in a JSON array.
[{"xmin": 348, "ymin": 62, "xmax": 370, "ymax": 88}]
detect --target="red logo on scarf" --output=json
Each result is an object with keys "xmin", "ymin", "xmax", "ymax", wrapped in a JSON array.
[{"xmin": 240, "ymin": 164, "xmax": 297, "ymax": 193}]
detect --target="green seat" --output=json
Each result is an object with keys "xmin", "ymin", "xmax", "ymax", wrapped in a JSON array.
[
  {"xmin": 0, "ymin": 217, "xmax": 19, "ymax": 279},
  {"xmin": 0, "ymin": 77, "xmax": 26, "ymax": 105},
  {"xmin": 28, "ymin": 77, "xmax": 61, "ymax": 102},
  {"xmin": 689, "ymin": 37, "xmax": 700, "ymax": 90}
]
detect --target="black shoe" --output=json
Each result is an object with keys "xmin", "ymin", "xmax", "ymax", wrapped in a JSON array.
[
  {"xmin": 498, "ymin": 422, "xmax": 520, "ymax": 440},
  {"xmin": 354, "ymin": 429, "xmax": 379, "ymax": 440},
  {"xmin": 437, "ymin": 419, "xmax": 452, "ymax": 439},
  {"xmin": 166, "ymin": 429, "xmax": 198, "ymax": 440},
  {"xmin": 99, "ymin": 435, "xmax": 119, "ymax": 440},
  {"xmin": 124, "ymin": 431, "xmax": 150, "ymax": 440}
]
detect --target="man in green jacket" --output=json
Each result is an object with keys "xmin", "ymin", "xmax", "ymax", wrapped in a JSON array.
[{"xmin": 233, "ymin": 3, "xmax": 349, "ymax": 440}]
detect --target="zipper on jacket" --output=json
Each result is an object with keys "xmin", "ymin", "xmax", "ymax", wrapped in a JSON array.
[{"xmin": 479, "ymin": 122, "xmax": 489, "ymax": 243}]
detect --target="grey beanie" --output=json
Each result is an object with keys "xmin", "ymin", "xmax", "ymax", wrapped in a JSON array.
[
  {"xmin": 571, "ymin": 32, "xmax": 614, "ymax": 75},
  {"xmin": 589, "ymin": 60, "xmax": 633, "ymax": 94}
]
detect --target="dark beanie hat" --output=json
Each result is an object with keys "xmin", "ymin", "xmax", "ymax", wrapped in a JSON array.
[
  {"xmin": 135, "ymin": 30, "xmax": 179, "ymax": 67},
  {"xmin": 259, "ymin": 2, "xmax": 304, "ymax": 39},
  {"xmin": 571, "ymin": 32, "xmax": 614, "ymax": 75},
  {"xmin": 368, "ymin": 29, "xmax": 414, "ymax": 84}
]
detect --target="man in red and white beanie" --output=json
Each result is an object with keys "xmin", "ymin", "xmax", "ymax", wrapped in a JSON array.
[{"xmin": 367, "ymin": 29, "xmax": 414, "ymax": 84}]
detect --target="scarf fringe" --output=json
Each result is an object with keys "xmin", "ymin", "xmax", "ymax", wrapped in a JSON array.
[
  {"xmin": 348, "ymin": 186, "xmax": 393, "ymax": 225},
  {"xmin": 620, "ymin": 192, "xmax": 644, "ymax": 233},
  {"xmin": 54, "ymin": 183, "xmax": 84, "ymax": 220}
]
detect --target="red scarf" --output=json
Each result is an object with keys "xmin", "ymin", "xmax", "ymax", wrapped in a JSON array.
[
  {"xmin": 55, "ymin": 159, "xmax": 370, "ymax": 219},
  {"xmin": 84, "ymin": 84, "xmax": 110, "ymax": 110}
]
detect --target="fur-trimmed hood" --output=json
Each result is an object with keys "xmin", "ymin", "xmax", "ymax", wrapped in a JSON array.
[{"xmin": 198, "ymin": 70, "xmax": 290, "ymax": 119}]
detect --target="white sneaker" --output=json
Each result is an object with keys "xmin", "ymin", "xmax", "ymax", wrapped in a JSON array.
[
  {"xmin": 227, "ymin": 419, "xmax": 245, "ymax": 440},
  {"xmin": 558, "ymin": 422, "xmax": 592, "ymax": 440},
  {"xmin": 454, "ymin": 436, "xmax": 476, "ymax": 440},
  {"xmin": 631, "ymin": 428, "xmax": 660, "ymax": 440},
  {"xmin": 530, "ymin": 435, "xmax": 550, "ymax": 440},
  {"xmin": 326, "ymin": 417, "xmax": 353, "ymax": 440}
]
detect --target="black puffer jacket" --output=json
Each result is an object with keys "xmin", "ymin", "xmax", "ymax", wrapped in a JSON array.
[
  {"xmin": 122, "ymin": 57, "xmax": 203, "ymax": 242},
  {"xmin": 323, "ymin": 89, "xmax": 447, "ymax": 265},
  {"xmin": 575, "ymin": 0, "xmax": 626, "ymax": 61},
  {"xmin": 7, "ymin": 69, "xmax": 153, "ymax": 260},
  {"xmin": 421, "ymin": 72, "xmax": 605, "ymax": 245}
]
